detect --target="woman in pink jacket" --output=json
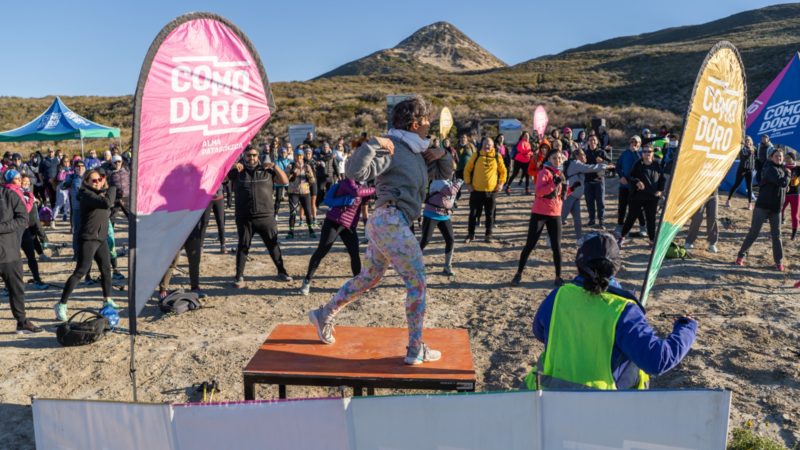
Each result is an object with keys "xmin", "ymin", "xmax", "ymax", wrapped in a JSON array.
[
  {"xmin": 506, "ymin": 131, "xmax": 534, "ymax": 195},
  {"xmin": 512, "ymin": 148, "xmax": 567, "ymax": 287}
]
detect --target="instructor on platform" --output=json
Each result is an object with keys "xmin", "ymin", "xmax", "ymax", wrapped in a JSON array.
[{"xmin": 309, "ymin": 96, "xmax": 453, "ymax": 365}]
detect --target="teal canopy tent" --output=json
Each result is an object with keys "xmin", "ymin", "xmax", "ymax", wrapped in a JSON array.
[{"xmin": 0, "ymin": 97, "xmax": 121, "ymax": 155}]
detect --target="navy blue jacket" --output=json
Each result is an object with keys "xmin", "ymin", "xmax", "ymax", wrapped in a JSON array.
[
  {"xmin": 533, "ymin": 277, "xmax": 697, "ymax": 387},
  {"xmin": 615, "ymin": 149, "xmax": 641, "ymax": 190}
]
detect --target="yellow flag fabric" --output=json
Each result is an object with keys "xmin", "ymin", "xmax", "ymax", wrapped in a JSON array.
[
  {"xmin": 439, "ymin": 107, "xmax": 453, "ymax": 139},
  {"xmin": 642, "ymin": 42, "xmax": 746, "ymax": 305}
]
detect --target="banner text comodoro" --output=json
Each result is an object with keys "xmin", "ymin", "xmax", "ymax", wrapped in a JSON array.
[
  {"xmin": 695, "ymin": 83, "xmax": 740, "ymax": 153},
  {"xmin": 169, "ymin": 64, "xmax": 250, "ymax": 128}
]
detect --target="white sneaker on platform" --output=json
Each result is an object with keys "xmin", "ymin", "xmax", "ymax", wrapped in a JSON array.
[{"xmin": 404, "ymin": 343, "xmax": 442, "ymax": 365}]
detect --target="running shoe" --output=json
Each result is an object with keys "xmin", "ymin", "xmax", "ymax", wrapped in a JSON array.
[
  {"xmin": 16, "ymin": 320, "xmax": 43, "ymax": 334},
  {"xmin": 404, "ymin": 342, "xmax": 442, "ymax": 365},
  {"xmin": 708, "ymin": 244, "xmax": 718, "ymax": 253},
  {"xmin": 776, "ymin": 263, "xmax": 785, "ymax": 272},
  {"xmin": 33, "ymin": 281, "xmax": 49, "ymax": 290},
  {"xmin": 299, "ymin": 279, "xmax": 311, "ymax": 296},
  {"xmin": 511, "ymin": 273, "xmax": 522, "ymax": 286},
  {"xmin": 233, "ymin": 277, "xmax": 247, "ymax": 289},
  {"xmin": 278, "ymin": 273, "xmax": 293, "ymax": 282},
  {"xmin": 112, "ymin": 271, "xmax": 125, "ymax": 281},
  {"xmin": 463, "ymin": 235, "xmax": 474, "ymax": 244},
  {"xmin": 734, "ymin": 257, "xmax": 745, "ymax": 266},
  {"xmin": 308, "ymin": 307, "xmax": 335, "ymax": 344},
  {"xmin": 684, "ymin": 242, "xmax": 695, "ymax": 250},
  {"xmin": 54, "ymin": 302, "xmax": 68, "ymax": 322}
]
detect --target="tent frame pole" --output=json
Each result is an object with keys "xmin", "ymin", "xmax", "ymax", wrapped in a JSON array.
[{"xmin": 80, "ymin": 136, "xmax": 85, "ymax": 159}]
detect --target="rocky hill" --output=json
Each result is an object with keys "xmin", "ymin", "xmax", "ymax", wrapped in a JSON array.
[{"xmin": 318, "ymin": 21, "xmax": 506, "ymax": 78}]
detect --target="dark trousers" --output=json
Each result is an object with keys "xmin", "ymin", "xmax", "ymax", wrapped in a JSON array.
[
  {"xmin": 223, "ymin": 183, "xmax": 232, "ymax": 208},
  {"xmin": 21, "ymin": 231, "xmax": 42, "ymax": 282},
  {"xmin": 289, "ymin": 194, "xmax": 313, "ymax": 230},
  {"xmin": 304, "ymin": 219, "xmax": 361, "ymax": 281},
  {"xmin": 618, "ymin": 187, "xmax": 645, "ymax": 226},
  {"xmin": 0, "ymin": 261, "xmax": 26, "ymax": 324},
  {"xmin": 61, "ymin": 239, "xmax": 112, "ymax": 303},
  {"xmin": 235, "ymin": 216, "xmax": 287, "ymax": 279},
  {"xmin": 508, "ymin": 160, "xmax": 531, "ymax": 189},
  {"xmin": 516, "ymin": 213, "xmax": 562, "ymax": 277},
  {"xmin": 43, "ymin": 180, "xmax": 57, "ymax": 208},
  {"xmin": 467, "ymin": 191, "xmax": 496, "ymax": 237},
  {"xmin": 738, "ymin": 207, "xmax": 783, "ymax": 264},
  {"xmin": 160, "ymin": 232, "xmax": 204, "ymax": 291},
  {"xmin": 727, "ymin": 169, "xmax": 753, "ymax": 203},
  {"xmin": 419, "ymin": 217, "xmax": 454, "ymax": 253},
  {"xmin": 584, "ymin": 182, "xmax": 606, "ymax": 224},
  {"xmin": 621, "ymin": 195, "xmax": 658, "ymax": 240},
  {"xmin": 211, "ymin": 198, "xmax": 225, "ymax": 247},
  {"xmin": 274, "ymin": 186, "xmax": 286, "ymax": 216}
]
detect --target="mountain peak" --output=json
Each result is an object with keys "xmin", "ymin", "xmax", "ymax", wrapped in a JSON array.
[{"xmin": 318, "ymin": 21, "xmax": 506, "ymax": 78}]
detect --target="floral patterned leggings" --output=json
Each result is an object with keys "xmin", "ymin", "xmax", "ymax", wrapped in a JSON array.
[{"xmin": 322, "ymin": 206, "xmax": 426, "ymax": 352}]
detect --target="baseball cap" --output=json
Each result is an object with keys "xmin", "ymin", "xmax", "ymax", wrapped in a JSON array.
[
  {"xmin": 111, "ymin": 155, "xmax": 123, "ymax": 163},
  {"xmin": 575, "ymin": 232, "xmax": 621, "ymax": 277}
]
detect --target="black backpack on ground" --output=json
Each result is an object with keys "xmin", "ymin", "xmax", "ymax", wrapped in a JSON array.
[
  {"xmin": 56, "ymin": 309, "xmax": 110, "ymax": 347},
  {"xmin": 159, "ymin": 289, "xmax": 202, "ymax": 315}
]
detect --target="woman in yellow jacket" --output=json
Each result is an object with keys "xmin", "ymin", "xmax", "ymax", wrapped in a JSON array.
[{"xmin": 464, "ymin": 137, "xmax": 508, "ymax": 243}]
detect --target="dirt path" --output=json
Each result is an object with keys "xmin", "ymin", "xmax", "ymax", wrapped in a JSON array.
[{"xmin": 1, "ymin": 180, "xmax": 797, "ymax": 448}]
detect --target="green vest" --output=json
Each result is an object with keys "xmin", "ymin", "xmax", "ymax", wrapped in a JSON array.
[{"xmin": 525, "ymin": 284, "xmax": 648, "ymax": 390}]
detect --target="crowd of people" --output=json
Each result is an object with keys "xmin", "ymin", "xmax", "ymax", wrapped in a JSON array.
[{"xmin": 2, "ymin": 96, "xmax": 798, "ymax": 390}]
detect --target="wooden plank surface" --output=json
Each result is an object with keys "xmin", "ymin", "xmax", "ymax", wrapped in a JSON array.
[{"xmin": 243, "ymin": 325, "xmax": 475, "ymax": 382}]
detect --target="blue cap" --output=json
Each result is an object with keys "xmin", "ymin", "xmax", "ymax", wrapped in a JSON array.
[
  {"xmin": 295, "ymin": 149, "xmax": 304, "ymax": 156},
  {"xmin": 4, "ymin": 169, "xmax": 20, "ymax": 183}
]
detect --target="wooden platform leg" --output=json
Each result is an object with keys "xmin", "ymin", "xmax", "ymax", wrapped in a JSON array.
[
  {"xmin": 367, "ymin": 387, "xmax": 375, "ymax": 396},
  {"xmin": 353, "ymin": 386, "xmax": 363, "ymax": 397},
  {"xmin": 279, "ymin": 385, "xmax": 287, "ymax": 399},
  {"xmin": 244, "ymin": 378, "xmax": 255, "ymax": 400}
]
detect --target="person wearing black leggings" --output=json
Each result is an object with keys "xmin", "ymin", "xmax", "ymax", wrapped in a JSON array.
[
  {"xmin": 287, "ymin": 151, "xmax": 317, "ymax": 239},
  {"xmin": 618, "ymin": 147, "xmax": 666, "ymax": 247},
  {"xmin": 420, "ymin": 171, "xmax": 462, "ymax": 276},
  {"xmin": 211, "ymin": 185, "xmax": 226, "ymax": 253},
  {"xmin": 54, "ymin": 169, "xmax": 117, "ymax": 322},
  {"xmin": 299, "ymin": 178, "xmax": 375, "ymax": 295},
  {"xmin": 159, "ymin": 204, "xmax": 211, "ymax": 298},
  {"xmin": 20, "ymin": 175, "xmax": 49, "ymax": 289},
  {"xmin": 230, "ymin": 147, "xmax": 293, "ymax": 288},
  {"xmin": 506, "ymin": 131, "xmax": 533, "ymax": 194},
  {"xmin": 512, "ymin": 148, "xmax": 567, "ymax": 287},
  {"xmin": 726, "ymin": 136, "xmax": 755, "ymax": 209}
]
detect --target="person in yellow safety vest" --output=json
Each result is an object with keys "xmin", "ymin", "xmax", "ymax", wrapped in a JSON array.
[{"xmin": 526, "ymin": 231, "xmax": 697, "ymax": 390}]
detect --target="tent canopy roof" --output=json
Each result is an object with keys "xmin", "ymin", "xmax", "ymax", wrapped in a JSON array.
[{"xmin": 0, "ymin": 97, "xmax": 120, "ymax": 142}]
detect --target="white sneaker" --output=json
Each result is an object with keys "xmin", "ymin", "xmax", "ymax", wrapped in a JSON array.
[
  {"xmin": 708, "ymin": 244, "xmax": 718, "ymax": 253},
  {"xmin": 404, "ymin": 342, "xmax": 442, "ymax": 365},
  {"xmin": 299, "ymin": 279, "xmax": 311, "ymax": 296},
  {"xmin": 308, "ymin": 307, "xmax": 335, "ymax": 344}
]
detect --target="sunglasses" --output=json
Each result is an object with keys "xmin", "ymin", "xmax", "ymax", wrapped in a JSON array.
[
  {"xmin": 88, "ymin": 177, "xmax": 104, "ymax": 183},
  {"xmin": 245, "ymin": 153, "xmax": 259, "ymax": 158}
]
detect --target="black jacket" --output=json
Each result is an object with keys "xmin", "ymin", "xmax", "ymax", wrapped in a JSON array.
[
  {"xmin": 738, "ymin": 145, "xmax": 756, "ymax": 172},
  {"xmin": 78, "ymin": 185, "xmax": 116, "ymax": 241},
  {"xmin": 584, "ymin": 147, "xmax": 610, "ymax": 183},
  {"xmin": 230, "ymin": 164, "xmax": 276, "ymax": 219},
  {"xmin": 23, "ymin": 193, "xmax": 47, "ymax": 245},
  {"xmin": 315, "ymin": 152, "xmax": 338, "ymax": 183},
  {"xmin": 629, "ymin": 159, "xmax": 666, "ymax": 199},
  {"xmin": 39, "ymin": 157, "xmax": 59, "ymax": 181},
  {"xmin": 756, "ymin": 161, "xmax": 790, "ymax": 213},
  {"xmin": 0, "ymin": 187, "xmax": 28, "ymax": 263}
]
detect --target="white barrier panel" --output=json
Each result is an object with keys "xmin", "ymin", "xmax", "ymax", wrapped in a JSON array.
[
  {"xmin": 345, "ymin": 391, "xmax": 540, "ymax": 450},
  {"xmin": 32, "ymin": 398, "xmax": 174, "ymax": 450},
  {"xmin": 32, "ymin": 390, "xmax": 730, "ymax": 449},
  {"xmin": 171, "ymin": 399, "xmax": 349, "ymax": 449},
  {"xmin": 541, "ymin": 390, "xmax": 731, "ymax": 450}
]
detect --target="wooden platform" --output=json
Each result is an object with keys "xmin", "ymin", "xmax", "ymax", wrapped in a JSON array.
[{"xmin": 243, "ymin": 324, "xmax": 476, "ymax": 399}]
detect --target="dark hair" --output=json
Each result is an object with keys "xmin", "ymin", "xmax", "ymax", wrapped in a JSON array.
[
  {"xmin": 391, "ymin": 96, "xmax": 431, "ymax": 131},
  {"xmin": 579, "ymin": 258, "xmax": 617, "ymax": 295},
  {"xmin": 545, "ymin": 147, "xmax": 561, "ymax": 161},
  {"xmin": 82, "ymin": 168, "xmax": 104, "ymax": 185}
]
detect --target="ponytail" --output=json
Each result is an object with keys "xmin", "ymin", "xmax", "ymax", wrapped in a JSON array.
[{"xmin": 579, "ymin": 259, "xmax": 616, "ymax": 295}]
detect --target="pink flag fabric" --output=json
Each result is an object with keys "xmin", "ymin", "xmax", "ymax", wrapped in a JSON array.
[
  {"xmin": 130, "ymin": 13, "xmax": 273, "ymax": 318},
  {"xmin": 533, "ymin": 106, "xmax": 548, "ymax": 137}
]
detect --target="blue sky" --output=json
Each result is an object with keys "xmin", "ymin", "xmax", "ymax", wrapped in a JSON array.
[{"xmin": 0, "ymin": 0, "xmax": 784, "ymax": 97}]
